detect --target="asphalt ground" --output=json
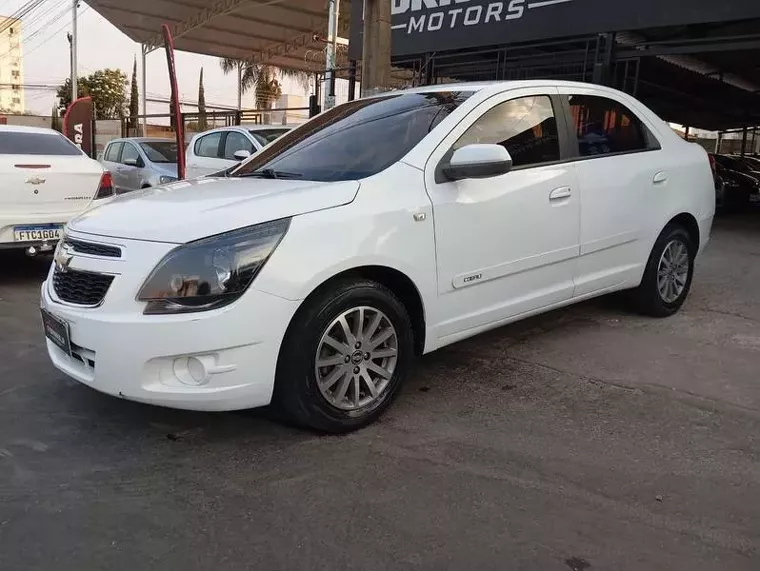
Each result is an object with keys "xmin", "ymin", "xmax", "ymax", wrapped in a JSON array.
[{"xmin": 1, "ymin": 211, "xmax": 759, "ymax": 571}]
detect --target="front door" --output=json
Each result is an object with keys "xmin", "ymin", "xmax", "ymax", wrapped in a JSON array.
[{"xmin": 424, "ymin": 88, "xmax": 581, "ymax": 343}]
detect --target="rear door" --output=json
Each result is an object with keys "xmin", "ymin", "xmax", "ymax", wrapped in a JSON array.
[
  {"xmin": 101, "ymin": 141, "xmax": 124, "ymax": 191},
  {"xmin": 186, "ymin": 131, "xmax": 227, "ymax": 177},
  {"xmin": 556, "ymin": 87, "xmax": 667, "ymax": 296},
  {"xmin": 0, "ymin": 130, "xmax": 103, "ymax": 216}
]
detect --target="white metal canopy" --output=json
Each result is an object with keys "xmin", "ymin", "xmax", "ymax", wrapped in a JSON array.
[{"xmin": 88, "ymin": 0, "xmax": 352, "ymax": 72}]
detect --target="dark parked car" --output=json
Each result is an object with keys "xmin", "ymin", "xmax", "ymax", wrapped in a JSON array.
[{"xmin": 711, "ymin": 154, "xmax": 760, "ymax": 210}]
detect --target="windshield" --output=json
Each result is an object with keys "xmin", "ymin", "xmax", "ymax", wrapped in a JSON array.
[
  {"xmin": 140, "ymin": 141, "xmax": 178, "ymax": 163},
  {"xmin": 249, "ymin": 129, "xmax": 291, "ymax": 147},
  {"xmin": 232, "ymin": 92, "xmax": 473, "ymax": 182}
]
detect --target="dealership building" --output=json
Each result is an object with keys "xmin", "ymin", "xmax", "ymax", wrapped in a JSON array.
[{"xmin": 92, "ymin": 0, "xmax": 760, "ymax": 147}]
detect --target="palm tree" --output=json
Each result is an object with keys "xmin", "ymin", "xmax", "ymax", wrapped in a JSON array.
[{"xmin": 220, "ymin": 58, "xmax": 309, "ymax": 110}]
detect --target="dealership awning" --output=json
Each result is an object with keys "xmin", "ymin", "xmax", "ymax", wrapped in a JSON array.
[{"xmin": 88, "ymin": 0, "xmax": 353, "ymax": 73}]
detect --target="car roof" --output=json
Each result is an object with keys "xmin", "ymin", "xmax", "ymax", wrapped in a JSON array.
[
  {"xmin": 109, "ymin": 137, "xmax": 176, "ymax": 143},
  {"xmin": 369, "ymin": 79, "xmax": 632, "ymax": 98},
  {"xmin": 0, "ymin": 125, "xmax": 63, "ymax": 135},
  {"xmin": 245, "ymin": 125, "xmax": 292, "ymax": 131}
]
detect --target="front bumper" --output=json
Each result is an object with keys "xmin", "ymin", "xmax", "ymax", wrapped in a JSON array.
[{"xmin": 41, "ymin": 231, "xmax": 300, "ymax": 411}]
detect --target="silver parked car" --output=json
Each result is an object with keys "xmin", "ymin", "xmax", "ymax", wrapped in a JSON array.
[{"xmin": 100, "ymin": 138, "xmax": 178, "ymax": 193}]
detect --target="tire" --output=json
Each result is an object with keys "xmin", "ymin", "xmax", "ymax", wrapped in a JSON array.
[
  {"xmin": 274, "ymin": 279, "xmax": 414, "ymax": 433},
  {"xmin": 630, "ymin": 224, "xmax": 696, "ymax": 317}
]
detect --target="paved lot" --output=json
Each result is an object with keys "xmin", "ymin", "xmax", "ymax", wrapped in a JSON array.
[{"xmin": 1, "ymin": 213, "xmax": 759, "ymax": 571}]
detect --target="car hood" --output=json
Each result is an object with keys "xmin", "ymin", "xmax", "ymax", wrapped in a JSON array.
[{"xmin": 69, "ymin": 176, "xmax": 360, "ymax": 243}]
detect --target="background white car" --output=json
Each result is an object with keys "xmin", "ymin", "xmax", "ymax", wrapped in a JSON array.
[
  {"xmin": 41, "ymin": 81, "xmax": 714, "ymax": 432},
  {"xmin": 185, "ymin": 125, "xmax": 292, "ymax": 178},
  {"xmin": 0, "ymin": 125, "xmax": 113, "ymax": 253}
]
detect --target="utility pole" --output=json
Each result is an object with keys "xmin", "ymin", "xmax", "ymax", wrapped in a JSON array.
[
  {"xmin": 324, "ymin": 0, "xmax": 339, "ymax": 110},
  {"xmin": 237, "ymin": 61, "xmax": 242, "ymax": 110},
  {"xmin": 141, "ymin": 45, "xmax": 148, "ymax": 136},
  {"xmin": 70, "ymin": 0, "xmax": 78, "ymax": 103},
  {"xmin": 361, "ymin": 0, "xmax": 391, "ymax": 96}
]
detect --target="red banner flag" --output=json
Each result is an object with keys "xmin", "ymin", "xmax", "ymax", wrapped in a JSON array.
[
  {"xmin": 63, "ymin": 96, "xmax": 94, "ymax": 158},
  {"xmin": 162, "ymin": 24, "xmax": 186, "ymax": 180}
]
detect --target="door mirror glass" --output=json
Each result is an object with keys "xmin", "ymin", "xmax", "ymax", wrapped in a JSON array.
[
  {"xmin": 233, "ymin": 149, "xmax": 251, "ymax": 161},
  {"xmin": 443, "ymin": 144, "xmax": 513, "ymax": 181}
]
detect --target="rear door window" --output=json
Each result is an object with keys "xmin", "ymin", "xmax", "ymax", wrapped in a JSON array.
[
  {"xmin": 567, "ymin": 95, "xmax": 659, "ymax": 157},
  {"xmin": 0, "ymin": 132, "xmax": 82, "ymax": 155}
]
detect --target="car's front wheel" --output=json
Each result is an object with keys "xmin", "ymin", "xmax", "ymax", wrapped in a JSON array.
[
  {"xmin": 631, "ymin": 224, "xmax": 695, "ymax": 317},
  {"xmin": 274, "ymin": 279, "xmax": 414, "ymax": 433}
]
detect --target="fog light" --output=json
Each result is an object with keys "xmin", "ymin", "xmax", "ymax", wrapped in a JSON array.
[
  {"xmin": 187, "ymin": 356, "xmax": 206, "ymax": 383},
  {"xmin": 173, "ymin": 356, "xmax": 211, "ymax": 386}
]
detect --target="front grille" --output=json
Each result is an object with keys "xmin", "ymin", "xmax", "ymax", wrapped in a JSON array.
[
  {"xmin": 65, "ymin": 238, "xmax": 121, "ymax": 258},
  {"xmin": 53, "ymin": 268, "xmax": 114, "ymax": 306}
]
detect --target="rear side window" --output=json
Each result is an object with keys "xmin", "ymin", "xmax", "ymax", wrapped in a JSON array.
[
  {"xmin": 0, "ymin": 132, "xmax": 82, "ymax": 155},
  {"xmin": 568, "ymin": 95, "xmax": 658, "ymax": 157},
  {"xmin": 454, "ymin": 95, "xmax": 560, "ymax": 168},
  {"xmin": 194, "ymin": 132, "xmax": 222, "ymax": 158},
  {"xmin": 104, "ymin": 142, "xmax": 122, "ymax": 162}
]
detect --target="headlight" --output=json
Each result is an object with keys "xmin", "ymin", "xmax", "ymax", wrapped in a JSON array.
[
  {"xmin": 136, "ymin": 218, "xmax": 290, "ymax": 315},
  {"xmin": 159, "ymin": 175, "xmax": 178, "ymax": 185}
]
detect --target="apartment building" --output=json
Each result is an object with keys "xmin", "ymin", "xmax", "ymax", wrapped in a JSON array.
[{"xmin": 0, "ymin": 16, "xmax": 24, "ymax": 114}]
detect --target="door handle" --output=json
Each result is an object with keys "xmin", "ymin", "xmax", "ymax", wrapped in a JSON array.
[
  {"xmin": 549, "ymin": 187, "xmax": 572, "ymax": 201},
  {"xmin": 653, "ymin": 171, "xmax": 668, "ymax": 184}
]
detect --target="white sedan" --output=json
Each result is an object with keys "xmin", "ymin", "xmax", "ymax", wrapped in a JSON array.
[
  {"xmin": 185, "ymin": 125, "xmax": 292, "ymax": 179},
  {"xmin": 0, "ymin": 125, "xmax": 113, "ymax": 253},
  {"xmin": 40, "ymin": 81, "xmax": 715, "ymax": 432}
]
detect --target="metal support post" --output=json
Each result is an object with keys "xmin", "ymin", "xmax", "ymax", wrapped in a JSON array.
[
  {"xmin": 348, "ymin": 60, "xmax": 357, "ymax": 101},
  {"xmin": 741, "ymin": 126, "xmax": 748, "ymax": 156},
  {"xmin": 71, "ymin": 0, "xmax": 78, "ymax": 103},
  {"xmin": 141, "ymin": 45, "xmax": 148, "ymax": 136},
  {"xmin": 324, "ymin": 0, "xmax": 339, "ymax": 110}
]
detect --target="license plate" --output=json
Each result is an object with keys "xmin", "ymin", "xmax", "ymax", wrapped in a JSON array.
[
  {"xmin": 750, "ymin": 194, "xmax": 760, "ymax": 203},
  {"xmin": 41, "ymin": 308, "xmax": 71, "ymax": 356},
  {"xmin": 14, "ymin": 225, "xmax": 63, "ymax": 242}
]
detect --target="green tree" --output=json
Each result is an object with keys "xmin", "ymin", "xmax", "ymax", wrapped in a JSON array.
[
  {"xmin": 219, "ymin": 58, "xmax": 308, "ymax": 110},
  {"xmin": 129, "ymin": 57, "xmax": 139, "ymax": 129},
  {"xmin": 56, "ymin": 68, "xmax": 128, "ymax": 120},
  {"xmin": 197, "ymin": 67, "xmax": 208, "ymax": 131}
]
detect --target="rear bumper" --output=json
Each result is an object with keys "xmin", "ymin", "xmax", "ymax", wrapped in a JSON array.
[{"xmin": 0, "ymin": 211, "xmax": 86, "ymax": 247}]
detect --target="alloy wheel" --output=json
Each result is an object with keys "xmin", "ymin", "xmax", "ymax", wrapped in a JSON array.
[
  {"xmin": 657, "ymin": 239, "xmax": 690, "ymax": 303},
  {"xmin": 314, "ymin": 306, "xmax": 398, "ymax": 410}
]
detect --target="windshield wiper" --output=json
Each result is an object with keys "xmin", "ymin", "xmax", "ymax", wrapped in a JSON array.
[{"xmin": 239, "ymin": 168, "xmax": 303, "ymax": 179}]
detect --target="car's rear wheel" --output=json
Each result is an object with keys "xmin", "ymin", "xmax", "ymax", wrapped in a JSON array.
[
  {"xmin": 274, "ymin": 279, "xmax": 414, "ymax": 433},
  {"xmin": 631, "ymin": 224, "xmax": 695, "ymax": 317}
]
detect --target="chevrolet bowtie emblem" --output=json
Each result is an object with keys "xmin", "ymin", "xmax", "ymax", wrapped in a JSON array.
[{"xmin": 26, "ymin": 176, "xmax": 46, "ymax": 185}]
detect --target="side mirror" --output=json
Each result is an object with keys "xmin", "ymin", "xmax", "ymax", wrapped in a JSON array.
[
  {"xmin": 123, "ymin": 158, "xmax": 141, "ymax": 167},
  {"xmin": 233, "ymin": 149, "xmax": 251, "ymax": 161},
  {"xmin": 442, "ymin": 144, "xmax": 513, "ymax": 181}
]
